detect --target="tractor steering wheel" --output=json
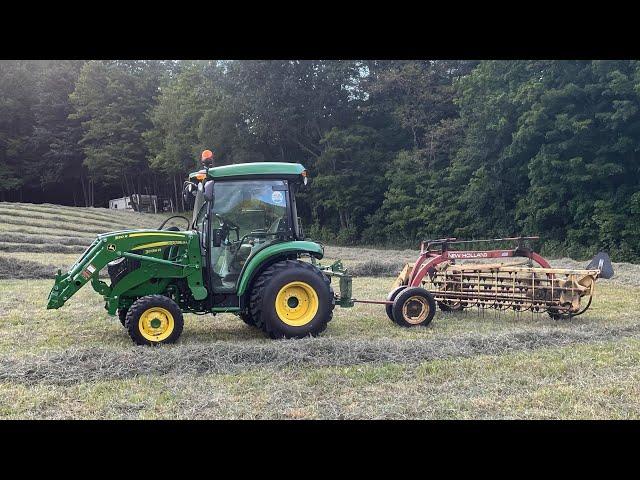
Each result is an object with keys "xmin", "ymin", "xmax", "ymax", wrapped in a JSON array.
[
  {"xmin": 214, "ymin": 214, "xmax": 240, "ymax": 242},
  {"xmin": 158, "ymin": 215, "xmax": 191, "ymax": 231}
]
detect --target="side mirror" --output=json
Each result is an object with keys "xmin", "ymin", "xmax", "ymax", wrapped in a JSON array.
[
  {"xmin": 182, "ymin": 182, "xmax": 196, "ymax": 210},
  {"xmin": 204, "ymin": 180, "xmax": 215, "ymax": 202}
]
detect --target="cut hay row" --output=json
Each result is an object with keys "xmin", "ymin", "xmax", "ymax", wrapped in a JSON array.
[
  {"xmin": 2, "ymin": 322, "xmax": 639, "ymax": 386},
  {"xmin": 324, "ymin": 245, "xmax": 420, "ymax": 263},
  {"xmin": 0, "ymin": 224, "xmax": 97, "ymax": 240},
  {"xmin": 0, "ymin": 233, "xmax": 92, "ymax": 247},
  {"xmin": 0, "ymin": 207, "xmax": 145, "ymax": 231},
  {"xmin": 0, "ymin": 242, "xmax": 85, "ymax": 254},
  {"xmin": 0, "ymin": 217, "xmax": 127, "ymax": 235},
  {"xmin": 0, "ymin": 203, "xmax": 133, "ymax": 224},
  {"xmin": 4, "ymin": 203, "xmax": 176, "ymax": 230},
  {"xmin": 0, "ymin": 229, "xmax": 96, "ymax": 245},
  {"xmin": 0, "ymin": 202, "xmax": 164, "ymax": 225},
  {"xmin": 0, "ymin": 203, "xmax": 167, "ymax": 228},
  {"xmin": 0, "ymin": 252, "xmax": 82, "ymax": 272},
  {"xmin": 0, "ymin": 255, "xmax": 108, "ymax": 280},
  {"xmin": 346, "ymin": 259, "xmax": 408, "ymax": 277},
  {"xmin": 0, "ymin": 256, "xmax": 61, "ymax": 280}
]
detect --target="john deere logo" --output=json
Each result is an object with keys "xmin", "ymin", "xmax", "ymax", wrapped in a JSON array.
[{"xmin": 107, "ymin": 244, "xmax": 116, "ymax": 252}]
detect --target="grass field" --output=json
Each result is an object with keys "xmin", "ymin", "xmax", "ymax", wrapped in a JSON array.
[{"xmin": 1, "ymin": 202, "xmax": 640, "ymax": 419}]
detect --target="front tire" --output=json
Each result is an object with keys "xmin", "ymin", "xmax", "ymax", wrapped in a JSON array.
[
  {"xmin": 125, "ymin": 295, "xmax": 184, "ymax": 346},
  {"xmin": 118, "ymin": 308, "xmax": 128, "ymax": 327},
  {"xmin": 249, "ymin": 260, "xmax": 334, "ymax": 339}
]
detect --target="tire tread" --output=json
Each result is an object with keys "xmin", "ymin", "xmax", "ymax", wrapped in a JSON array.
[
  {"xmin": 125, "ymin": 294, "xmax": 184, "ymax": 346},
  {"xmin": 249, "ymin": 259, "xmax": 334, "ymax": 338}
]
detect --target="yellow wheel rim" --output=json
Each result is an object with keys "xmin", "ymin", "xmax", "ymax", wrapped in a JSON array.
[
  {"xmin": 138, "ymin": 306, "xmax": 175, "ymax": 342},
  {"xmin": 275, "ymin": 281, "xmax": 319, "ymax": 327},
  {"xmin": 402, "ymin": 296, "xmax": 430, "ymax": 325}
]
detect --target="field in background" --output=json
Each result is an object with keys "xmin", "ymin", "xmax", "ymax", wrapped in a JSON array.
[{"xmin": 1, "ymin": 202, "xmax": 640, "ymax": 419}]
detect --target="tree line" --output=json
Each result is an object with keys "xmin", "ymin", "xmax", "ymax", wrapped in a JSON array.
[{"xmin": 1, "ymin": 60, "xmax": 639, "ymax": 260}]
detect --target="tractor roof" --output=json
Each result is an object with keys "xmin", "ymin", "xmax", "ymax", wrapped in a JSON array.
[
  {"xmin": 209, "ymin": 162, "xmax": 305, "ymax": 179},
  {"xmin": 190, "ymin": 162, "xmax": 306, "ymax": 182}
]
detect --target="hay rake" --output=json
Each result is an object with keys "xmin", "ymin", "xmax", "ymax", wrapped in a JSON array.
[{"xmin": 376, "ymin": 236, "xmax": 614, "ymax": 327}]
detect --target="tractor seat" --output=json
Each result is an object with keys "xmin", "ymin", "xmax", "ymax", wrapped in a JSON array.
[{"xmin": 223, "ymin": 272, "xmax": 240, "ymax": 283}]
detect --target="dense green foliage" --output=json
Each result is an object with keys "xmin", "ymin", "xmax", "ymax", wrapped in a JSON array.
[{"xmin": 1, "ymin": 60, "xmax": 639, "ymax": 260}]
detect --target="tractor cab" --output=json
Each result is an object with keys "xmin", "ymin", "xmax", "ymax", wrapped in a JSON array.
[{"xmin": 184, "ymin": 162, "xmax": 308, "ymax": 295}]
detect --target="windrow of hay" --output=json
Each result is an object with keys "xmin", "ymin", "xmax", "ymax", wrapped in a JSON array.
[
  {"xmin": 0, "ymin": 207, "xmax": 125, "ymax": 230},
  {"xmin": 0, "ymin": 233, "xmax": 91, "ymax": 247},
  {"xmin": 348, "ymin": 259, "xmax": 404, "ymax": 277},
  {"xmin": 324, "ymin": 245, "xmax": 419, "ymax": 264},
  {"xmin": 0, "ymin": 224, "xmax": 95, "ymax": 240},
  {"xmin": 0, "ymin": 217, "xmax": 118, "ymax": 235},
  {"xmin": 0, "ymin": 202, "xmax": 155, "ymax": 222},
  {"xmin": 3, "ymin": 322, "xmax": 640, "ymax": 386},
  {"xmin": 0, "ymin": 256, "xmax": 60, "ymax": 280},
  {"xmin": 0, "ymin": 202, "xmax": 171, "ymax": 227},
  {"xmin": 0, "ymin": 242, "xmax": 85, "ymax": 254}
]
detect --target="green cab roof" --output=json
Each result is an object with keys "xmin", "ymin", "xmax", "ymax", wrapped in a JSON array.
[{"xmin": 190, "ymin": 162, "xmax": 306, "ymax": 181}]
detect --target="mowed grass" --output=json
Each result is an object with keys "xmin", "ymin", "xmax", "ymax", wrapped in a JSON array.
[
  {"xmin": 1, "ymin": 201, "xmax": 640, "ymax": 419},
  {"xmin": 1, "ymin": 276, "xmax": 640, "ymax": 419},
  {"xmin": 3, "ymin": 339, "xmax": 640, "ymax": 419},
  {"xmin": 0, "ymin": 252, "xmax": 85, "ymax": 272}
]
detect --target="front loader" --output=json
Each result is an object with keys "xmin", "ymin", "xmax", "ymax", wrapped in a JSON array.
[{"xmin": 47, "ymin": 155, "xmax": 353, "ymax": 345}]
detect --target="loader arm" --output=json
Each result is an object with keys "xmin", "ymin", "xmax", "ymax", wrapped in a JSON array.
[{"xmin": 47, "ymin": 230, "xmax": 207, "ymax": 313}]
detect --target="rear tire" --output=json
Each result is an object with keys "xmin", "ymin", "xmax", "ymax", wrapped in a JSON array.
[
  {"xmin": 392, "ymin": 287, "xmax": 436, "ymax": 328},
  {"xmin": 249, "ymin": 260, "xmax": 334, "ymax": 339},
  {"xmin": 125, "ymin": 295, "xmax": 184, "ymax": 346},
  {"xmin": 239, "ymin": 311, "xmax": 256, "ymax": 327}
]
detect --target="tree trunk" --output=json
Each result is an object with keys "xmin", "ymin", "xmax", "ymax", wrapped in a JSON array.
[
  {"xmin": 338, "ymin": 209, "xmax": 346, "ymax": 229},
  {"xmin": 173, "ymin": 174, "xmax": 179, "ymax": 213},
  {"xmin": 180, "ymin": 174, "xmax": 185, "ymax": 212},
  {"xmin": 80, "ymin": 174, "xmax": 88, "ymax": 207}
]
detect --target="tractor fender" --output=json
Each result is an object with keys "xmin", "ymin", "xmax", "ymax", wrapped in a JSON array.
[{"xmin": 236, "ymin": 241, "xmax": 324, "ymax": 297}]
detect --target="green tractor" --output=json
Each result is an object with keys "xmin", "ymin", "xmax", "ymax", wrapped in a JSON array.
[{"xmin": 47, "ymin": 158, "xmax": 353, "ymax": 345}]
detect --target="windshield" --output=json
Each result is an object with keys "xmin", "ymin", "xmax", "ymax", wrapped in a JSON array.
[{"xmin": 213, "ymin": 180, "xmax": 289, "ymax": 238}]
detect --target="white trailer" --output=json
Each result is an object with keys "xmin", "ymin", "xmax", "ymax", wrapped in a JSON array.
[{"xmin": 109, "ymin": 195, "xmax": 158, "ymax": 213}]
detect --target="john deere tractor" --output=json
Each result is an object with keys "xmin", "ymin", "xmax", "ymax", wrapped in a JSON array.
[{"xmin": 47, "ymin": 156, "xmax": 352, "ymax": 345}]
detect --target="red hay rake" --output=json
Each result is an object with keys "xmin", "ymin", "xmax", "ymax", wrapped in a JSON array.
[{"xmin": 374, "ymin": 236, "xmax": 613, "ymax": 327}]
